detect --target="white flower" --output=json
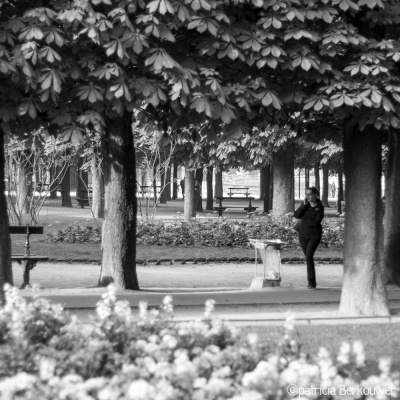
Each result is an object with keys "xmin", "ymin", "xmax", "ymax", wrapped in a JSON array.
[
  {"xmin": 379, "ymin": 357, "xmax": 392, "ymax": 375},
  {"xmin": 337, "ymin": 342, "xmax": 351, "ymax": 365},
  {"xmin": 353, "ymin": 341, "xmax": 365, "ymax": 367},
  {"xmin": 284, "ymin": 312, "xmax": 296, "ymax": 332},
  {"xmin": 39, "ymin": 358, "xmax": 56, "ymax": 381},
  {"xmin": 127, "ymin": 379, "xmax": 156, "ymax": 400},
  {"xmin": 247, "ymin": 333, "xmax": 258, "ymax": 347},
  {"xmin": 204, "ymin": 299, "xmax": 216, "ymax": 319},
  {"xmin": 138, "ymin": 301, "xmax": 148, "ymax": 320}
]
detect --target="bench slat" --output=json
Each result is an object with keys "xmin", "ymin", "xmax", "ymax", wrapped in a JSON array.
[
  {"xmin": 9, "ymin": 226, "xmax": 44, "ymax": 234},
  {"xmin": 12, "ymin": 256, "xmax": 49, "ymax": 261}
]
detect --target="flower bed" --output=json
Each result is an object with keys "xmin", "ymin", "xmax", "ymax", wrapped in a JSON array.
[
  {"xmin": 0, "ymin": 284, "xmax": 398, "ymax": 400},
  {"xmin": 47, "ymin": 217, "xmax": 344, "ymax": 249}
]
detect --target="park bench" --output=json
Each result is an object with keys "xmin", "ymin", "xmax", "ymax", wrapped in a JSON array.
[
  {"xmin": 227, "ymin": 187, "xmax": 251, "ymax": 197},
  {"xmin": 213, "ymin": 196, "xmax": 258, "ymax": 217},
  {"xmin": 76, "ymin": 186, "xmax": 92, "ymax": 208},
  {"xmin": 10, "ymin": 225, "xmax": 48, "ymax": 289}
]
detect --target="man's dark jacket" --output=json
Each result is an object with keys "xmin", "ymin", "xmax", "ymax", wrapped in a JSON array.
[{"xmin": 294, "ymin": 200, "xmax": 324, "ymax": 238}]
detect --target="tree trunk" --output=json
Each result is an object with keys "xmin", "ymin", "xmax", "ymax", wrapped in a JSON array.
[
  {"xmin": 339, "ymin": 123, "xmax": 388, "ymax": 315},
  {"xmin": 49, "ymin": 167, "xmax": 58, "ymax": 199},
  {"xmin": 269, "ymin": 164, "xmax": 274, "ymax": 211},
  {"xmin": 259, "ymin": 168, "xmax": 265, "ymax": 200},
  {"xmin": 321, "ymin": 166, "xmax": 331, "ymax": 207},
  {"xmin": 195, "ymin": 168, "xmax": 203, "ymax": 212},
  {"xmin": 305, "ymin": 168, "xmax": 310, "ymax": 189},
  {"xmin": 99, "ymin": 115, "xmax": 139, "ymax": 290},
  {"xmin": 153, "ymin": 164, "xmax": 158, "ymax": 203},
  {"xmin": 337, "ymin": 172, "xmax": 344, "ymax": 214},
  {"xmin": 262, "ymin": 165, "xmax": 271, "ymax": 213},
  {"xmin": 16, "ymin": 151, "xmax": 33, "ymax": 214},
  {"xmin": 214, "ymin": 170, "xmax": 223, "ymax": 198},
  {"xmin": 76, "ymin": 156, "xmax": 89, "ymax": 199},
  {"xmin": 172, "ymin": 163, "xmax": 178, "ymax": 199},
  {"xmin": 0, "ymin": 131, "xmax": 13, "ymax": 302},
  {"xmin": 314, "ymin": 163, "xmax": 320, "ymax": 195},
  {"xmin": 159, "ymin": 168, "xmax": 167, "ymax": 204},
  {"xmin": 206, "ymin": 167, "xmax": 214, "ymax": 211},
  {"xmin": 165, "ymin": 164, "xmax": 171, "ymax": 201},
  {"xmin": 384, "ymin": 131, "xmax": 400, "ymax": 285},
  {"xmin": 91, "ymin": 155, "xmax": 105, "ymax": 219},
  {"xmin": 61, "ymin": 163, "xmax": 73, "ymax": 208},
  {"xmin": 272, "ymin": 149, "xmax": 294, "ymax": 215},
  {"xmin": 184, "ymin": 161, "xmax": 195, "ymax": 221}
]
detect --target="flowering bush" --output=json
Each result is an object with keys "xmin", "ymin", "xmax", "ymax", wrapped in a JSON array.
[
  {"xmin": 0, "ymin": 284, "xmax": 399, "ymax": 400},
  {"xmin": 47, "ymin": 217, "xmax": 344, "ymax": 249}
]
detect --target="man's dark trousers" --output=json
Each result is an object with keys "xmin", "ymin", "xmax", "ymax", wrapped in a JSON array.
[{"xmin": 298, "ymin": 236, "xmax": 321, "ymax": 287}]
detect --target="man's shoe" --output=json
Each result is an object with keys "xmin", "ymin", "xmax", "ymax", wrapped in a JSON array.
[{"xmin": 307, "ymin": 285, "xmax": 316, "ymax": 289}]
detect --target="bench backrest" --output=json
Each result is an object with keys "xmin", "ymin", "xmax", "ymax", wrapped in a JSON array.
[{"xmin": 9, "ymin": 226, "xmax": 44, "ymax": 234}]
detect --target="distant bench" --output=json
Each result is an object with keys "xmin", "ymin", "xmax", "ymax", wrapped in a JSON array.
[
  {"xmin": 213, "ymin": 196, "xmax": 258, "ymax": 217},
  {"xmin": 227, "ymin": 187, "xmax": 251, "ymax": 197},
  {"xmin": 10, "ymin": 225, "xmax": 48, "ymax": 289}
]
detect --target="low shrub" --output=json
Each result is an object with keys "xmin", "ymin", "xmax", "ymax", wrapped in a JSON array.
[
  {"xmin": 0, "ymin": 284, "xmax": 398, "ymax": 400},
  {"xmin": 46, "ymin": 225, "xmax": 102, "ymax": 244},
  {"xmin": 47, "ymin": 217, "xmax": 344, "ymax": 249}
]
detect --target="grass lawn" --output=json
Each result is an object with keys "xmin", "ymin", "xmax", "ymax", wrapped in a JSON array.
[
  {"xmin": 239, "ymin": 324, "xmax": 400, "ymax": 377},
  {"xmin": 11, "ymin": 213, "xmax": 343, "ymax": 261}
]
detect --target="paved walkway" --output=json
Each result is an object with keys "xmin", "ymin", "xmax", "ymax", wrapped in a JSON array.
[
  {"xmin": 13, "ymin": 262, "xmax": 344, "ymax": 290},
  {"xmin": 13, "ymin": 262, "xmax": 400, "ymax": 325}
]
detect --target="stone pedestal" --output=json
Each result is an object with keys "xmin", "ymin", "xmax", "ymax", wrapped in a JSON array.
[{"xmin": 249, "ymin": 277, "xmax": 281, "ymax": 290}]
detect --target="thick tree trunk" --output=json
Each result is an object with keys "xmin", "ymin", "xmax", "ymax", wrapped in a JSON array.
[
  {"xmin": 172, "ymin": 163, "xmax": 178, "ymax": 199},
  {"xmin": 384, "ymin": 131, "xmax": 400, "ymax": 285},
  {"xmin": 314, "ymin": 163, "xmax": 320, "ymax": 194},
  {"xmin": 49, "ymin": 167, "xmax": 58, "ymax": 199},
  {"xmin": 337, "ymin": 172, "xmax": 344, "ymax": 214},
  {"xmin": 159, "ymin": 168, "xmax": 167, "ymax": 204},
  {"xmin": 195, "ymin": 168, "xmax": 203, "ymax": 212},
  {"xmin": 259, "ymin": 168, "xmax": 265, "ymax": 200},
  {"xmin": 91, "ymin": 155, "xmax": 105, "ymax": 219},
  {"xmin": 76, "ymin": 156, "xmax": 89, "ymax": 199},
  {"xmin": 0, "ymin": 132, "xmax": 13, "ymax": 301},
  {"xmin": 99, "ymin": 115, "xmax": 139, "ymax": 290},
  {"xmin": 272, "ymin": 149, "xmax": 294, "ymax": 215},
  {"xmin": 262, "ymin": 165, "xmax": 271, "ymax": 213},
  {"xmin": 61, "ymin": 163, "xmax": 73, "ymax": 208},
  {"xmin": 214, "ymin": 170, "xmax": 223, "ymax": 198},
  {"xmin": 184, "ymin": 161, "xmax": 195, "ymax": 221},
  {"xmin": 321, "ymin": 166, "xmax": 331, "ymax": 207},
  {"xmin": 206, "ymin": 167, "xmax": 213, "ymax": 211},
  {"xmin": 339, "ymin": 124, "xmax": 388, "ymax": 315},
  {"xmin": 165, "ymin": 164, "xmax": 171, "ymax": 201},
  {"xmin": 305, "ymin": 168, "xmax": 310, "ymax": 189}
]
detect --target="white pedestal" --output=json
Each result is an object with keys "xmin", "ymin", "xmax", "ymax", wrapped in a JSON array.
[{"xmin": 249, "ymin": 277, "xmax": 281, "ymax": 290}]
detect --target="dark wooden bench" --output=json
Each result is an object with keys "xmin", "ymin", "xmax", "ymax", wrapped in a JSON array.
[
  {"xmin": 213, "ymin": 196, "xmax": 258, "ymax": 216},
  {"xmin": 76, "ymin": 187, "xmax": 92, "ymax": 208},
  {"xmin": 10, "ymin": 225, "xmax": 49, "ymax": 289}
]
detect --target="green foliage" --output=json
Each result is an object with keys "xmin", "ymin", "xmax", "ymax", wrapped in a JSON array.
[
  {"xmin": 46, "ymin": 218, "xmax": 344, "ymax": 249},
  {"xmin": 46, "ymin": 225, "xmax": 102, "ymax": 244},
  {"xmin": 1, "ymin": 0, "xmax": 400, "ymax": 139}
]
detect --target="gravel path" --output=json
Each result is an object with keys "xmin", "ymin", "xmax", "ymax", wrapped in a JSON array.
[{"xmin": 13, "ymin": 262, "xmax": 343, "ymax": 290}]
